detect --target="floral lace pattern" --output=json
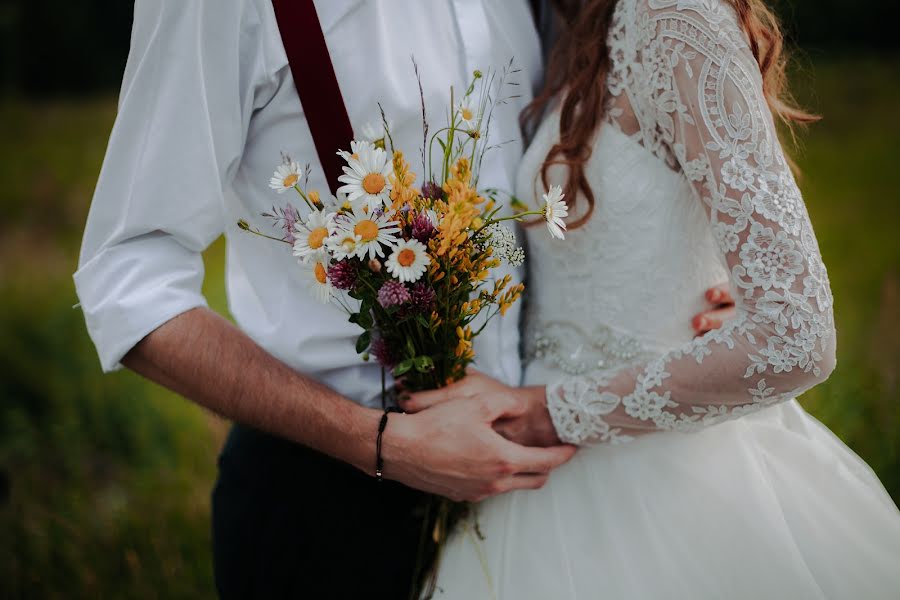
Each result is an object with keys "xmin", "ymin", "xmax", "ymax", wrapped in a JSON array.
[{"xmin": 546, "ymin": 0, "xmax": 836, "ymax": 445}]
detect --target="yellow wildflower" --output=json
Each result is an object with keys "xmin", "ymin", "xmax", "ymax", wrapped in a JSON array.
[{"xmin": 389, "ymin": 151, "xmax": 419, "ymax": 210}]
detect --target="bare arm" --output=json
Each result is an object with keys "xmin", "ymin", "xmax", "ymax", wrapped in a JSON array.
[
  {"xmin": 123, "ymin": 307, "xmax": 576, "ymax": 501},
  {"xmin": 122, "ymin": 307, "xmax": 381, "ymax": 471}
]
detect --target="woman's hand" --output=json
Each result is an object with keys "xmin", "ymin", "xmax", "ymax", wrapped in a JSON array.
[
  {"xmin": 692, "ymin": 283, "xmax": 737, "ymax": 336},
  {"xmin": 400, "ymin": 370, "xmax": 564, "ymax": 448}
]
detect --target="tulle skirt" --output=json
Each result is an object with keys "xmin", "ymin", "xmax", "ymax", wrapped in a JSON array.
[{"xmin": 430, "ymin": 399, "xmax": 900, "ymax": 599}]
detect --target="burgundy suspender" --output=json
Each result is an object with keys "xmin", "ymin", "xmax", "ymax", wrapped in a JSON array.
[{"xmin": 271, "ymin": 0, "xmax": 354, "ymax": 196}]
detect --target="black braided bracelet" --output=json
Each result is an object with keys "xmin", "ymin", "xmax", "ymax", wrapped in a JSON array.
[{"xmin": 375, "ymin": 407, "xmax": 404, "ymax": 482}]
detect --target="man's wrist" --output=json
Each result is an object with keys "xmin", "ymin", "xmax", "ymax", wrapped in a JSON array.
[
  {"xmin": 378, "ymin": 411, "xmax": 417, "ymax": 481},
  {"xmin": 337, "ymin": 405, "xmax": 416, "ymax": 481},
  {"xmin": 332, "ymin": 405, "xmax": 387, "ymax": 474}
]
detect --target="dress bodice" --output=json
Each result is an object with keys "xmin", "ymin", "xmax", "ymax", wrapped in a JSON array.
[{"xmin": 517, "ymin": 114, "xmax": 729, "ymax": 376}]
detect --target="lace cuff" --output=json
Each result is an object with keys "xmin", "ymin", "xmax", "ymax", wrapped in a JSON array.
[{"xmin": 547, "ymin": 375, "xmax": 635, "ymax": 445}]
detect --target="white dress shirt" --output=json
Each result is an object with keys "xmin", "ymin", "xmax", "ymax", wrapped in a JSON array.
[{"xmin": 74, "ymin": 0, "xmax": 542, "ymax": 406}]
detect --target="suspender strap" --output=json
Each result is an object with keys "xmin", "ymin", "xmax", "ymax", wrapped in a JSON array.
[{"xmin": 271, "ymin": 0, "xmax": 354, "ymax": 196}]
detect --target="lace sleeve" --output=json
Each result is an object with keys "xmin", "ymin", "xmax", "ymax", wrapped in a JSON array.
[{"xmin": 546, "ymin": 0, "xmax": 837, "ymax": 445}]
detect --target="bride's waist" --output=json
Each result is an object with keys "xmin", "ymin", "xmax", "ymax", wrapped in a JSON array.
[{"xmin": 522, "ymin": 319, "xmax": 682, "ymax": 380}]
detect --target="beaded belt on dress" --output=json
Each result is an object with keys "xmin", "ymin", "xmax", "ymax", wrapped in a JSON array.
[{"xmin": 524, "ymin": 321, "xmax": 656, "ymax": 375}]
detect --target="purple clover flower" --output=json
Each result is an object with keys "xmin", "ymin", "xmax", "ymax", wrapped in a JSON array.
[
  {"xmin": 370, "ymin": 337, "xmax": 398, "ymax": 369},
  {"xmin": 328, "ymin": 260, "xmax": 358, "ymax": 290},
  {"xmin": 377, "ymin": 280, "xmax": 411, "ymax": 308},
  {"xmin": 411, "ymin": 212, "xmax": 436, "ymax": 244},
  {"xmin": 409, "ymin": 282, "xmax": 437, "ymax": 313}
]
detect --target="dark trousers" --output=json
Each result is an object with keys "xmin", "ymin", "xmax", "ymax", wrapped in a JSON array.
[{"xmin": 212, "ymin": 425, "xmax": 434, "ymax": 599}]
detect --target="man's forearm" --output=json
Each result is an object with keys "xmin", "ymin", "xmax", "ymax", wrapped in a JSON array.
[
  {"xmin": 122, "ymin": 307, "xmax": 577, "ymax": 500},
  {"xmin": 123, "ymin": 307, "xmax": 381, "ymax": 472}
]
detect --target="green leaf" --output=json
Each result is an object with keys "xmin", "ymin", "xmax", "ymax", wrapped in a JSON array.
[
  {"xmin": 393, "ymin": 359, "xmax": 414, "ymax": 377},
  {"xmin": 350, "ymin": 299, "xmax": 374, "ymax": 329},
  {"xmin": 413, "ymin": 356, "xmax": 435, "ymax": 373},
  {"xmin": 355, "ymin": 331, "xmax": 372, "ymax": 354}
]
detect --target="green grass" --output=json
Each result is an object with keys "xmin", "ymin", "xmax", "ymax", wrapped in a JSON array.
[
  {"xmin": 789, "ymin": 55, "xmax": 900, "ymax": 497},
  {"xmin": 1, "ymin": 56, "xmax": 898, "ymax": 598},
  {"xmin": 0, "ymin": 98, "xmax": 229, "ymax": 598}
]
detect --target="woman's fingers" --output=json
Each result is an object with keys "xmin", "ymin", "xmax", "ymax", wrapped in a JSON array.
[
  {"xmin": 705, "ymin": 283, "xmax": 734, "ymax": 306},
  {"xmin": 692, "ymin": 283, "xmax": 737, "ymax": 335},
  {"xmin": 692, "ymin": 305, "xmax": 738, "ymax": 336}
]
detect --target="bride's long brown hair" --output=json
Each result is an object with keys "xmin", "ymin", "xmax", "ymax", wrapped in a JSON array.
[{"xmin": 522, "ymin": 0, "xmax": 818, "ymax": 229}]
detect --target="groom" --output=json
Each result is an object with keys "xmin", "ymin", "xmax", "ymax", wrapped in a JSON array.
[{"xmin": 74, "ymin": 1, "xmax": 734, "ymax": 598}]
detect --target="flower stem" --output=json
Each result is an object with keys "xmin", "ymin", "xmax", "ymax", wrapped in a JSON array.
[
  {"xmin": 474, "ymin": 210, "xmax": 544, "ymax": 235},
  {"xmin": 293, "ymin": 185, "xmax": 317, "ymax": 211},
  {"xmin": 236, "ymin": 221, "xmax": 293, "ymax": 245}
]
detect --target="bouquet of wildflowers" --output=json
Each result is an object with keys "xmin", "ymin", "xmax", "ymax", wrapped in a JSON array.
[
  {"xmin": 239, "ymin": 65, "xmax": 568, "ymax": 597},
  {"xmin": 241, "ymin": 66, "xmax": 567, "ymax": 395}
]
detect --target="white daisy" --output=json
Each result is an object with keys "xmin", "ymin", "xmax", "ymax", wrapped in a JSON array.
[
  {"xmin": 319, "ymin": 190, "xmax": 355, "ymax": 215},
  {"xmin": 301, "ymin": 256, "xmax": 332, "ymax": 304},
  {"xmin": 336, "ymin": 140, "xmax": 393, "ymax": 211},
  {"xmin": 542, "ymin": 185, "xmax": 569, "ymax": 240},
  {"xmin": 361, "ymin": 120, "xmax": 391, "ymax": 148},
  {"xmin": 292, "ymin": 209, "xmax": 335, "ymax": 263},
  {"xmin": 457, "ymin": 99, "xmax": 478, "ymax": 128},
  {"xmin": 324, "ymin": 228, "xmax": 363, "ymax": 261},
  {"xmin": 269, "ymin": 160, "xmax": 303, "ymax": 193},
  {"xmin": 385, "ymin": 239, "xmax": 431, "ymax": 283},
  {"xmin": 332, "ymin": 203, "xmax": 401, "ymax": 260}
]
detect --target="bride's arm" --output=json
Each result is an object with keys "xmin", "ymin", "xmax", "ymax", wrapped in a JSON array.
[
  {"xmin": 545, "ymin": 1, "xmax": 836, "ymax": 445},
  {"xmin": 404, "ymin": 2, "xmax": 835, "ymax": 448}
]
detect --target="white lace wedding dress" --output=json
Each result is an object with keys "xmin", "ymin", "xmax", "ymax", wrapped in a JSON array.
[{"xmin": 429, "ymin": 1, "xmax": 900, "ymax": 598}]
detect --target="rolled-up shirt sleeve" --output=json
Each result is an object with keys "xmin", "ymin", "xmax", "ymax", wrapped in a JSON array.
[{"xmin": 74, "ymin": 0, "xmax": 260, "ymax": 371}]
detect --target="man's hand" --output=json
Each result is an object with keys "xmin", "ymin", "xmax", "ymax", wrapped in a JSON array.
[
  {"xmin": 692, "ymin": 283, "xmax": 737, "ymax": 336},
  {"xmin": 402, "ymin": 370, "xmax": 563, "ymax": 447},
  {"xmin": 386, "ymin": 389, "xmax": 575, "ymax": 502}
]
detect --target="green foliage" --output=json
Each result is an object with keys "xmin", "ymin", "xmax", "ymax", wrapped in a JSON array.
[
  {"xmin": 0, "ymin": 277, "xmax": 219, "ymax": 599},
  {"xmin": 0, "ymin": 98, "xmax": 229, "ymax": 599},
  {"xmin": 788, "ymin": 55, "xmax": 900, "ymax": 501}
]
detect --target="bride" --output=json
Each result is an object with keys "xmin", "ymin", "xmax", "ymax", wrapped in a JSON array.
[{"xmin": 406, "ymin": 0, "xmax": 900, "ymax": 597}]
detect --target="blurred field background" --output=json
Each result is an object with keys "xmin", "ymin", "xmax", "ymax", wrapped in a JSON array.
[{"xmin": 1, "ymin": 1, "xmax": 899, "ymax": 598}]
